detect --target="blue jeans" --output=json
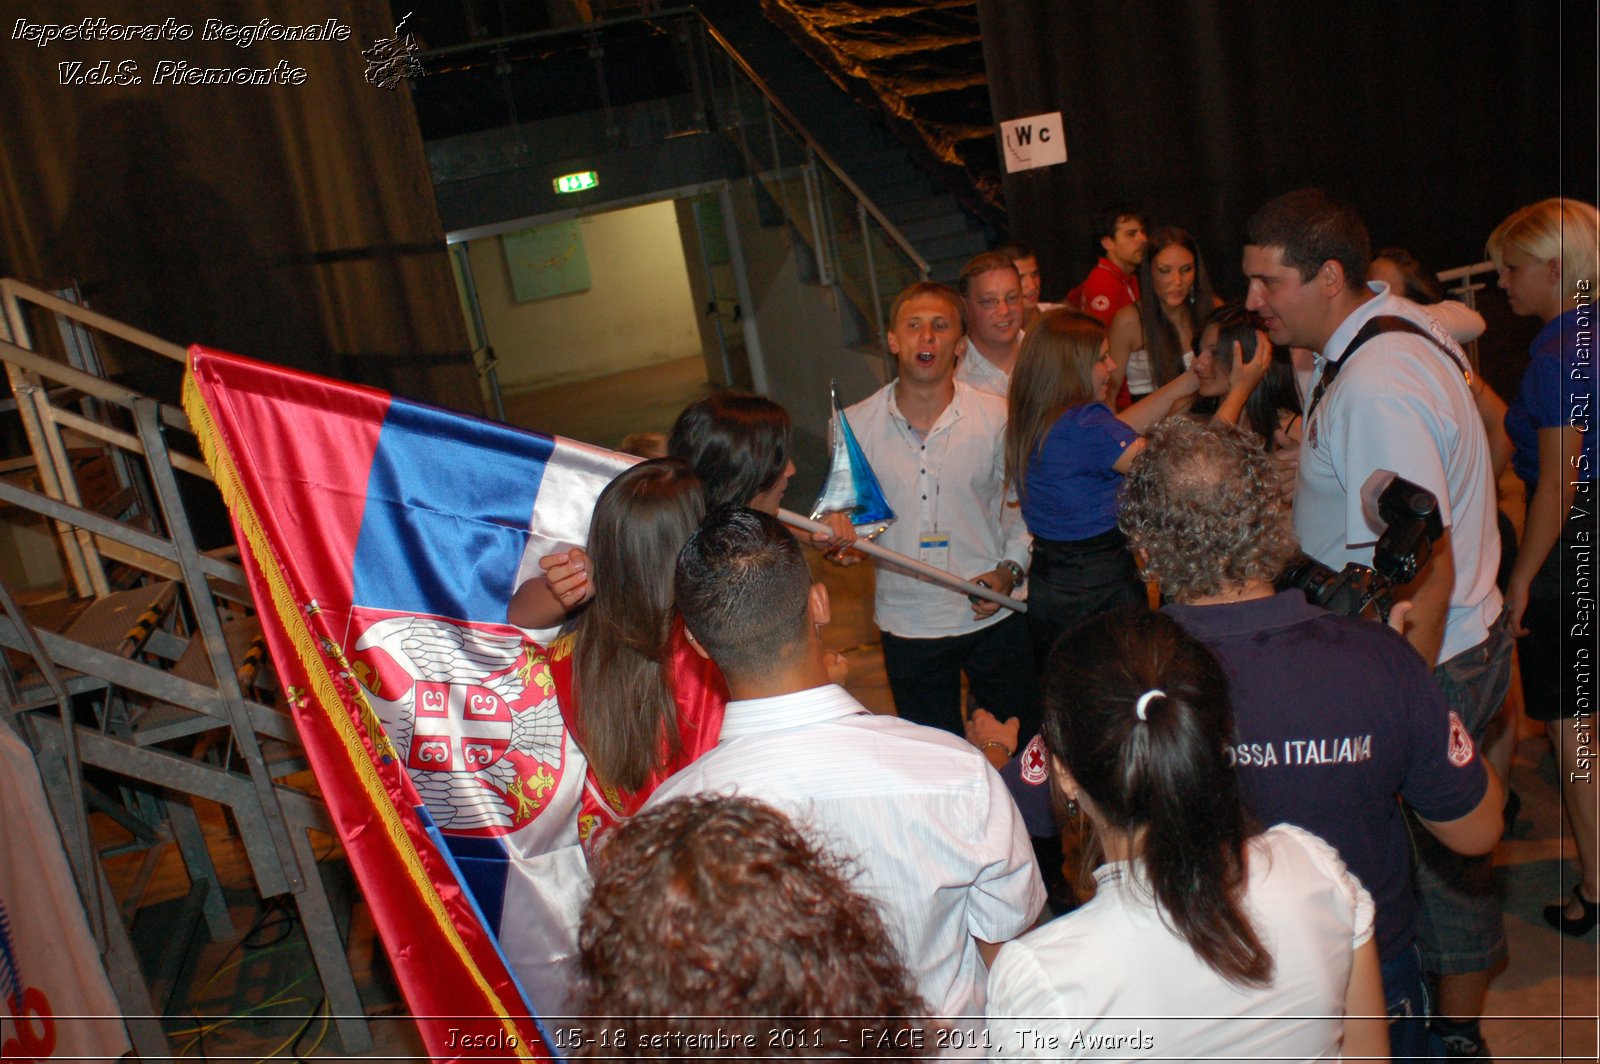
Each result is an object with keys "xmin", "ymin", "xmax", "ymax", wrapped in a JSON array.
[{"xmin": 1381, "ymin": 943, "xmax": 1437, "ymax": 1062}]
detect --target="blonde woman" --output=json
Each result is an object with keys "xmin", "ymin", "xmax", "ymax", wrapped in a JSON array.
[{"xmin": 1487, "ymin": 197, "xmax": 1600, "ymax": 936}]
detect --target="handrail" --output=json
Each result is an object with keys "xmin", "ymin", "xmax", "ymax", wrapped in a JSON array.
[
  {"xmin": 1439, "ymin": 260, "xmax": 1495, "ymax": 284},
  {"xmin": 695, "ymin": 12, "xmax": 930, "ymax": 278},
  {"xmin": 1, "ymin": 279, "xmax": 187, "ymax": 364},
  {"xmin": 1, "ymin": 336, "xmax": 197, "ymax": 440},
  {"xmin": 413, "ymin": 5, "xmax": 701, "ymax": 61}
]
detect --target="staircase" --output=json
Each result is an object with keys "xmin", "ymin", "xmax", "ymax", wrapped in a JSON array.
[{"xmin": 696, "ymin": 0, "xmax": 993, "ymax": 286}]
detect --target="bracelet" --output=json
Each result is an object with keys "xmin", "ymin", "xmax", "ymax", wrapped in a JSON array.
[
  {"xmin": 980, "ymin": 740, "xmax": 1013, "ymax": 759},
  {"xmin": 997, "ymin": 559, "xmax": 1025, "ymax": 589}
]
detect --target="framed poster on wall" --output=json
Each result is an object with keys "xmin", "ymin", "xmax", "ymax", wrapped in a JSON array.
[{"xmin": 502, "ymin": 221, "xmax": 591, "ymax": 301}]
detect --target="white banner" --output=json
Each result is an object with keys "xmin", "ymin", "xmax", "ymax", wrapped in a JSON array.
[{"xmin": 0, "ymin": 720, "xmax": 130, "ymax": 1062}]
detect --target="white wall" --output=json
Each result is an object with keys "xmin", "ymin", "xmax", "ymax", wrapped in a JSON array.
[{"xmin": 469, "ymin": 200, "xmax": 704, "ymax": 392}]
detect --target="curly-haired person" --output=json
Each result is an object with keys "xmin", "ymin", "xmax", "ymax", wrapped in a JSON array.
[
  {"xmin": 572, "ymin": 794, "xmax": 930, "ymax": 1059},
  {"xmin": 1119, "ymin": 416, "xmax": 1503, "ymax": 1062}
]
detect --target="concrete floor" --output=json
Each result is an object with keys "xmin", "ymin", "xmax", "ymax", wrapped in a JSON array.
[{"xmin": 98, "ymin": 355, "xmax": 1599, "ymax": 1059}]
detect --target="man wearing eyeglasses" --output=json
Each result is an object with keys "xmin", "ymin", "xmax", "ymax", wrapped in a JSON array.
[{"xmin": 955, "ymin": 252, "xmax": 1026, "ymax": 398}]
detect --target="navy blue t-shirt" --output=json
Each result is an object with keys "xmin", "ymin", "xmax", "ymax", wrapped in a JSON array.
[
  {"xmin": 1020, "ymin": 403, "xmax": 1138, "ymax": 542},
  {"xmin": 1504, "ymin": 308, "xmax": 1596, "ymax": 488},
  {"xmin": 1166, "ymin": 591, "xmax": 1487, "ymax": 962}
]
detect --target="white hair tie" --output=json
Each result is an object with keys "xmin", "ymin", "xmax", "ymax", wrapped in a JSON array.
[{"xmin": 1135, "ymin": 689, "xmax": 1165, "ymax": 722}]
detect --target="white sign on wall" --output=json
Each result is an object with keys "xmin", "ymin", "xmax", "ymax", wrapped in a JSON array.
[{"xmin": 1000, "ymin": 111, "xmax": 1068, "ymax": 173}]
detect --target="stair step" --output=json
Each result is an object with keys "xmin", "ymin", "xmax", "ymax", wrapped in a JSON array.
[
  {"xmin": 899, "ymin": 212, "xmax": 972, "ymax": 244},
  {"xmin": 698, "ymin": 0, "xmax": 990, "ymax": 286},
  {"xmin": 890, "ymin": 194, "xmax": 972, "ymax": 224},
  {"xmin": 856, "ymin": 175, "xmax": 941, "ymax": 205},
  {"xmin": 919, "ymin": 229, "xmax": 989, "ymax": 264}
]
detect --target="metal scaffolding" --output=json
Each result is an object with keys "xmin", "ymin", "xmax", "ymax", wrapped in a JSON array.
[{"xmin": 0, "ymin": 279, "xmax": 372, "ymax": 1057}]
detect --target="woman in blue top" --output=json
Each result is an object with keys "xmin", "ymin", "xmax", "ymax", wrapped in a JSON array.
[
  {"xmin": 1005, "ymin": 310, "xmax": 1266, "ymax": 664},
  {"xmin": 1488, "ymin": 197, "xmax": 1600, "ymax": 936}
]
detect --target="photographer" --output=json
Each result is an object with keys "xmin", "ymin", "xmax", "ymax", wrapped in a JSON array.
[
  {"xmin": 1120, "ymin": 417, "xmax": 1502, "ymax": 1062},
  {"xmin": 1243, "ymin": 190, "xmax": 1512, "ymax": 1058}
]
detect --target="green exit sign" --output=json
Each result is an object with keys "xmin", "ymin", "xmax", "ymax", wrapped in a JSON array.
[{"xmin": 553, "ymin": 171, "xmax": 598, "ymax": 194}]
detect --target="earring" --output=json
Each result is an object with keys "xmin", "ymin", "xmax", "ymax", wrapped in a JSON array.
[
  {"xmin": 1188, "ymin": 287, "xmax": 1196, "ymax": 305},
  {"xmin": 1065, "ymin": 796, "xmax": 1080, "ymax": 818}
]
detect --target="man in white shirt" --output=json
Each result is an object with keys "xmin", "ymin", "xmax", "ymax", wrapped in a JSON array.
[
  {"xmin": 955, "ymin": 253, "xmax": 1025, "ymax": 398},
  {"xmin": 820, "ymin": 281, "xmax": 1040, "ymax": 744},
  {"xmin": 651, "ymin": 507, "xmax": 1044, "ymax": 1024},
  {"xmin": 1243, "ymin": 188, "xmax": 1512, "ymax": 1060}
]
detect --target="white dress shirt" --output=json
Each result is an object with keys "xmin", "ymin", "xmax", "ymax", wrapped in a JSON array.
[
  {"xmin": 844, "ymin": 380, "xmax": 1030, "ymax": 639},
  {"xmin": 647, "ymin": 684, "xmax": 1045, "ymax": 1021},
  {"xmin": 955, "ymin": 343, "xmax": 1013, "ymax": 398}
]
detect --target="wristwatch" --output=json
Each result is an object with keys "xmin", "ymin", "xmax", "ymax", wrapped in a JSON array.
[{"xmin": 997, "ymin": 559, "xmax": 1025, "ymax": 590}]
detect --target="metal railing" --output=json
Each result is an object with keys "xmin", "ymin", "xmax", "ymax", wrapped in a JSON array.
[
  {"xmin": 696, "ymin": 12, "xmax": 927, "ymax": 364},
  {"xmin": 1439, "ymin": 260, "xmax": 1497, "ymax": 369}
]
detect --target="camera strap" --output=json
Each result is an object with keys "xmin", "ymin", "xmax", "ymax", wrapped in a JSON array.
[{"xmin": 1305, "ymin": 314, "xmax": 1472, "ymax": 427}]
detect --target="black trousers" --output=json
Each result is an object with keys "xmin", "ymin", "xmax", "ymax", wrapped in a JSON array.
[
  {"xmin": 1026, "ymin": 528, "xmax": 1148, "ymax": 668},
  {"xmin": 880, "ymin": 611, "xmax": 1041, "ymax": 742},
  {"xmin": 1519, "ymin": 506, "xmax": 1596, "ymax": 721}
]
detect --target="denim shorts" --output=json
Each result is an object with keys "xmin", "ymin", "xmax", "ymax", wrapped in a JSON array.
[{"xmin": 1412, "ymin": 609, "xmax": 1514, "ymax": 974}]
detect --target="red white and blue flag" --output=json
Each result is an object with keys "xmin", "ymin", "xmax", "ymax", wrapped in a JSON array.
[{"xmin": 184, "ymin": 346, "xmax": 630, "ymax": 1061}]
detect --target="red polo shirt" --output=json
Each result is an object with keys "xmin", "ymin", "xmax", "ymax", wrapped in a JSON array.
[{"xmin": 1069, "ymin": 258, "xmax": 1140, "ymax": 326}]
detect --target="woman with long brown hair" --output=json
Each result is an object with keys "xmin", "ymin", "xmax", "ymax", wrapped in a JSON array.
[
  {"xmin": 1106, "ymin": 226, "xmax": 1219, "ymax": 405},
  {"xmin": 525, "ymin": 458, "xmax": 724, "ymax": 844},
  {"xmin": 506, "ymin": 395, "xmax": 799, "ymax": 843},
  {"xmin": 1005, "ymin": 310, "xmax": 1263, "ymax": 663}
]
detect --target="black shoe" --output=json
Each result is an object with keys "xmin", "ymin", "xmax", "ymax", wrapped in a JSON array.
[
  {"xmin": 1543, "ymin": 885, "xmax": 1600, "ymax": 937},
  {"xmin": 1432, "ymin": 1018, "xmax": 1492, "ymax": 1059},
  {"xmin": 1501, "ymin": 789, "xmax": 1521, "ymax": 838},
  {"xmin": 1437, "ymin": 1031, "xmax": 1492, "ymax": 1058}
]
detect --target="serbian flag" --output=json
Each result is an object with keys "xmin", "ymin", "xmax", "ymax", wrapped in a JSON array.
[{"xmin": 183, "ymin": 346, "xmax": 631, "ymax": 1061}]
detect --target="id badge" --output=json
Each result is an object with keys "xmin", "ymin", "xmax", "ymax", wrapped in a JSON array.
[{"xmin": 919, "ymin": 530, "xmax": 951, "ymax": 571}]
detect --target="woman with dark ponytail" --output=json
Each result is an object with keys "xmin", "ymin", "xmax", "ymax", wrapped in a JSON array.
[{"xmin": 986, "ymin": 609, "xmax": 1387, "ymax": 1060}]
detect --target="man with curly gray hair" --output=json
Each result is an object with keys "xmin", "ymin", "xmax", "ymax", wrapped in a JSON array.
[
  {"xmin": 1118, "ymin": 416, "xmax": 1297, "ymax": 601},
  {"xmin": 1120, "ymin": 417, "xmax": 1502, "ymax": 1062}
]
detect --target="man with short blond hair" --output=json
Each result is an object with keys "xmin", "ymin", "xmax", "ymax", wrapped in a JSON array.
[{"xmin": 820, "ymin": 281, "xmax": 1038, "ymax": 741}]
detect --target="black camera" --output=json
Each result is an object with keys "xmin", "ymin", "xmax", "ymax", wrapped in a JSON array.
[{"xmin": 1276, "ymin": 472, "xmax": 1445, "ymax": 621}]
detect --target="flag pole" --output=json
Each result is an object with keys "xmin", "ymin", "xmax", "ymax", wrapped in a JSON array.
[{"xmin": 778, "ymin": 509, "xmax": 1027, "ymax": 613}]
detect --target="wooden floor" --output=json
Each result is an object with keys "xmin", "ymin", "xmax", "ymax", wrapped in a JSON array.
[{"xmin": 89, "ymin": 355, "xmax": 1600, "ymax": 1059}]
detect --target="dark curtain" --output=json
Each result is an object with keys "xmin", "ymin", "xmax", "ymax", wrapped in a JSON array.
[
  {"xmin": 979, "ymin": 0, "xmax": 1596, "ymax": 389},
  {"xmin": 0, "ymin": 0, "xmax": 478, "ymax": 411}
]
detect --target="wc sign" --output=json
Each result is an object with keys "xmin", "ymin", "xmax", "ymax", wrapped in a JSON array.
[{"xmin": 1000, "ymin": 111, "xmax": 1067, "ymax": 173}]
